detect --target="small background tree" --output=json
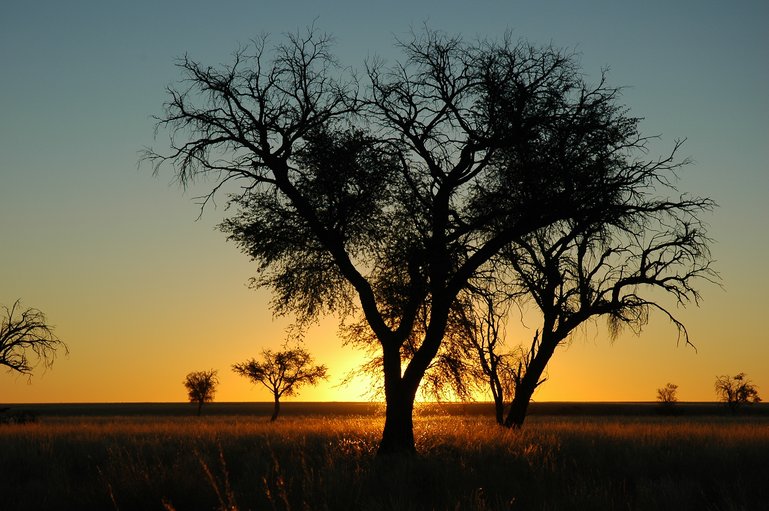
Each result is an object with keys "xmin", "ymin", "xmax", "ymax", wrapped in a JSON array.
[
  {"xmin": 183, "ymin": 370, "xmax": 218, "ymax": 415},
  {"xmin": 1, "ymin": 299, "xmax": 67, "ymax": 379},
  {"xmin": 233, "ymin": 347, "xmax": 328, "ymax": 421},
  {"xmin": 715, "ymin": 373, "xmax": 761, "ymax": 413},
  {"xmin": 657, "ymin": 383, "xmax": 679, "ymax": 409}
]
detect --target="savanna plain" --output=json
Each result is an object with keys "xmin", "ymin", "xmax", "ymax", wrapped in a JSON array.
[{"xmin": 2, "ymin": 402, "xmax": 768, "ymax": 511}]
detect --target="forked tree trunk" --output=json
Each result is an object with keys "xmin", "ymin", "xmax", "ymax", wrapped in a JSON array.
[
  {"xmin": 375, "ymin": 302, "xmax": 450, "ymax": 456},
  {"xmin": 377, "ymin": 344, "xmax": 419, "ymax": 456},
  {"xmin": 271, "ymin": 394, "xmax": 280, "ymax": 422}
]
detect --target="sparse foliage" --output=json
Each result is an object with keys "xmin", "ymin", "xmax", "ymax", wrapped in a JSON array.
[
  {"xmin": 148, "ymin": 26, "xmax": 715, "ymax": 453},
  {"xmin": 183, "ymin": 370, "xmax": 219, "ymax": 415},
  {"xmin": 451, "ymin": 290, "xmax": 519, "ymax": 424},
  {"xmin": 416, "ymin": 181, "xmax": 714, "ymax": 428},
  {"xmin": 715, "ymin": 373, "xmax": 761, "ymax": 412},
  {"xmin": 1, "ymin": 299, "xmax": 67, "ymax": 379},
  {"xmin": 657, "ymin": 383, "xmax": 679, "ymax": 406},
  {"xmin": 496, "ymin": 187, "xmax": 715, "ymax": 428},
  {"xmin": 233, "ymin": 347, "xmax": 328, "ymax": 421}
]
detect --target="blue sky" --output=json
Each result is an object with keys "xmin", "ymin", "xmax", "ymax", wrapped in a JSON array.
[{"xmin": 1, "ymin": 1, "xmax": 767, "ymax": 403}]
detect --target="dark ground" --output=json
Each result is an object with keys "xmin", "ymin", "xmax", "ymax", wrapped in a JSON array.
[{"xmin": 3, "ymin": 400, "xmax": 767, "ymax": 419}]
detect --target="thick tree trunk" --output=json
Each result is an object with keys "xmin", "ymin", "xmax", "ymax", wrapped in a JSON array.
[
  {"xmin": 197, "ymin": 401, "xmax": 202, "ymax": 416},
  {"xmin": 378, "ymin": 392, "xmax": 416, "ymax": 456},
  {"xmin": 504, "ymin": 384, "xmax": 535, "ymax": 428},
  {"xmin": 377, "ymin": 343, "xmax": 419, "ymax": 456},
  {"xmin": 375, "ymin": 298, "xmax": 451, "ymax": 456},
  {"xmin": 271, "ymin": 394, "xmax": 280, "ymax": 422}
]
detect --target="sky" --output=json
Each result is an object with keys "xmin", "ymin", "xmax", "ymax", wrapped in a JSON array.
[{"xmin": 1, "ymin": 1, "xmax": 767, "ymax": 404}]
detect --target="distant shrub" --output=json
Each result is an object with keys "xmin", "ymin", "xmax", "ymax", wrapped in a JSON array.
[
  {"xmin": 715, "ymin": 373, "xmax": 761, "ymax": 413},
  {"xmin": 0, "ymin": 409, "xmax": 37, "ymax": 424},
  {"xmin": 656, "ymin": 383, "xmax": 679, "ymax": 407}
]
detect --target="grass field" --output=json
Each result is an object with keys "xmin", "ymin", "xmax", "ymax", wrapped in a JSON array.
[{"xmin": 1, "ymin": 403, "xmax": 767, "ymax": 510}]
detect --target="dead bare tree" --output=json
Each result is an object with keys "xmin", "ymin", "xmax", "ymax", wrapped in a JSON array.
[{"xmin": 1, "ymin": 299, "xmax": 67, "ymax": 379}]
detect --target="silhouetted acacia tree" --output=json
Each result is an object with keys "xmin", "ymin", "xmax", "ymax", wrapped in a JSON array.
[
  {"xmin": 183, "ymin": 370, "xmax": 218, "ymax": 415},
  {"xmin": 232, "ymin": 347, "xmax": 328, "ymax": 421},
  {"xmin": 715, "ymin": 373, "xmax": 761, "ymax": 413},
  {"xmin": 498, "ymin": 195, "xmax": 715, "ymax": 427},
  {"xmin": 147, "ymin": 27, "xmax": 714, "ymax": 454},
  {"xmin": 1, "ymin": 299, "xmax": 67, "ymax": 379}
]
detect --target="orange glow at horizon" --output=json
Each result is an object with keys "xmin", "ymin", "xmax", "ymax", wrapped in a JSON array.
[{"xmin": 3, "ymin": 296, "xmax": 750, "ymax": 405}]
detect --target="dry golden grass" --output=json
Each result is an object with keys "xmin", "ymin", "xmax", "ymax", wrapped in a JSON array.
[{"xmin": 1, "ymin": 412, "xmax": 768, "ymax": 510}]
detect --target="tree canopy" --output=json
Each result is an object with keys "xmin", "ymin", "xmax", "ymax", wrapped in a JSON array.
[
  {"xmin": 148, "ymin": 27, "xmax": 715, "ymax": 454},
  {"xmin": 183, "ymin": 370, "xmax": 218, "ymax": 415},
  {"xmin": 715, "ymin": 373, "xmax": 761, "ymax": 412}
]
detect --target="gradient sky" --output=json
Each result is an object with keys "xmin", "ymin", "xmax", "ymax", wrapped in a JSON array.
[{"xmin": 2, "ymin": 1, "xmax": 767, "ymax": 404}]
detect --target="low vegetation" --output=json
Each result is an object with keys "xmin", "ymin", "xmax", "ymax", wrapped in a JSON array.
[{"xmin": 1, "ymin": 406, "xmax": 768, "ymax": 510}]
